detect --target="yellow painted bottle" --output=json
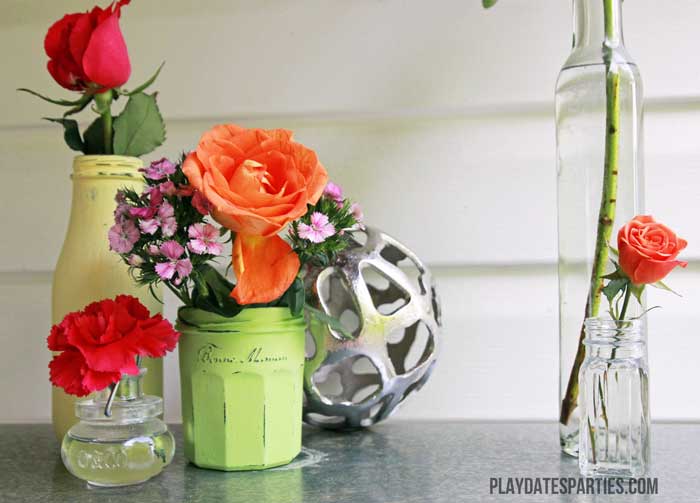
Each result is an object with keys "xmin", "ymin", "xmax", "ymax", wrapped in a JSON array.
[{"xmin": 52, "ymin": 156, "xmax": 163, "ymax": 440}]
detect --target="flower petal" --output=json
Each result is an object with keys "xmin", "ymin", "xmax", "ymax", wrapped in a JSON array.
[{"xmin": 231, "ymin": 234, "xmax": 300, "ymax": 304}]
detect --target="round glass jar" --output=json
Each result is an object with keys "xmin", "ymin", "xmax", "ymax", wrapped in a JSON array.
[{"xmin": 60, "ymin": 370, "xmax": 174, "ymax": 486}]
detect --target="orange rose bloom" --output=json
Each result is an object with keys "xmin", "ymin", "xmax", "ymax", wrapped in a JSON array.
[
  {"xmin": 183, "ymin": 124, "xmax": 328, "ymax": 304},
  {"xmin": 618, "ymin": 215, "xmax": 688, "ymax": 285}
]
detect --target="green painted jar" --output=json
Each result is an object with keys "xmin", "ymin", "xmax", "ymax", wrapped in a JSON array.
[{"xmin": 176, "ymin": 307, "xmax": 305, "ymax": 471}]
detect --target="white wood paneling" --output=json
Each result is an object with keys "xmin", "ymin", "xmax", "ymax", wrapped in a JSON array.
[
  {"xmin": 3, "ymin": 1, "xmax": 700, "ymax": 127},
  {"xmin": 1, "ymin": 0, "xmax": 700, "ymax": 423}
]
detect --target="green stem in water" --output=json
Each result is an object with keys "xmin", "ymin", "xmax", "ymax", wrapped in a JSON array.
[
  {"xmin": 93, "ymin": 90, "xmax": 114, "ymax": 155},
  {"xmin": 618, "ymin": 284, "xmax": 632, "ymax": 321},
  {"xmin": 560, "ymin": 0, "xmax": 621, "ymax": 428}
]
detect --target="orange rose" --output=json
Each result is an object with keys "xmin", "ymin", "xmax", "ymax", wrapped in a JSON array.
[
  {"xmin": 183, "ymin": 124, "xmax": 328, "ymax": 305},
  {"xmin": 618, "ymin": 215, "xmax": 688, "ymax": 285}
]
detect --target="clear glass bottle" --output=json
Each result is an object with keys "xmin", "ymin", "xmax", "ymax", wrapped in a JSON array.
[
  {"xmin": 61, "ymin": 369, "xmax": 175, "ymax": 487},
  {"xmin": 578, "ymin": 318, "xmax": 649, "ymax": 477},
  {"xmin": 556, "ymin": 0, "xmax": 645, "ymax": 455}
]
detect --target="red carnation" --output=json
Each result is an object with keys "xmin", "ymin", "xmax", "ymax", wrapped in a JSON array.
[
  {"xmin": 44, "ymin": 0, "xmax": 131, "ymax": 91},
  {"xmin": 48, "ymin": 295, "xmax": 179, "ymax": 397}
]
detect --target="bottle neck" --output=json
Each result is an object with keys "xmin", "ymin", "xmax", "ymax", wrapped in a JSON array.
[
  {"xmin": 584, "ymin": 318, "xmax": 646, "ymax": 359},
  {"xmin": 573, "ymin": 0, "xmax": 624, "ymax": 50}
]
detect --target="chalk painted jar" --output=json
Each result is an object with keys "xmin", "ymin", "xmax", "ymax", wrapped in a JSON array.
[
  {"xmin": 177, "ymin": 307, "xmax": 305, "ymax": 471},
  {"xmin": 52, "ymin": 156, "xmax": 163, "ymax": 440}
]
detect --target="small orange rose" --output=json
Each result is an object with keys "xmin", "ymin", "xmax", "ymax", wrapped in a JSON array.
[
  {"xmin": 618, "ymin": 215, "xmax": 688, "ymax": 285},
  {"xmin": 183, "ymin": 124, "xmax": 328, "ymax": 304}
]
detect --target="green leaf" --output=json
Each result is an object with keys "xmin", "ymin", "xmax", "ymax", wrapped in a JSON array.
[
  {"xmin": 83, "ymin": 117, "xmax": 107, "ymax": 154},
  {"xmin": 62, "ymin": 94, "xmax": 93, "ymax": 117},
  {"xmin": 482, "ymin": 0, "xmax": 498, "ymax": 7},
  {"xmin": 602, "ymin": 269, "xmax": 625, "ymax": 281},
  {"xmin": 629, "ymin": 283, "xmax": 645, "ymax": 304},
  {"xmin": 651, "ymin": 279, "xmax": 682, "ymax": 297},
  {"xmin": 190, "ymin": 264, "xmax": 242, "ymax": 317},
  {"xmin": 602, "ymin": 278, "xmax": 627, "ymax": 304},
  {"xmin": 17, "ymin": 88, "xmax": 88, "ymax": 107},
  {"xmin": 112, "ymin": 92, "xmax": 166, "ymax": 157},
  {"xmin": 121, "ymin": 62, "xmax": 165, "ymax": 96},
  {"xmin": 43, "ymin": 117, "xmax": 83, "ymax": 152},
  {"xmin": 305, "ymin": 306, "xmax": 354, "ymax": 340},
  {"xmin": 286, "ymin": 278, "xmax": 305, "ymax": 317}
]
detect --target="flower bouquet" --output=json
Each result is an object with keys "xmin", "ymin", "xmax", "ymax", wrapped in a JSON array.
[
  {"xmin": 110, "ymin": 123, "xmax": 361, "ymax": 470},
  {"xmin": 48, "ymin": 295, "xmax": 179, "ymax": 486},
  {"xmin": 21, "ymin": 0, "xmax": 170, "ymax": 438}
]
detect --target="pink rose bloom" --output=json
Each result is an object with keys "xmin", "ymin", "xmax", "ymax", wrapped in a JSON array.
[
  {"xmin": 298, "ymin": 212, "xmax": 335, "ymax": 243},
  {"xmin": 187, "ymin": 223, "xmax": 223, "ymax": 255}
]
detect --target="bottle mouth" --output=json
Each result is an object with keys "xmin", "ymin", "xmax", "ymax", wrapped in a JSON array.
[
  {"xmin": 72, "ymin": 155, "xmax": 143, "ymax": 180},
  {"xmin": 584, "ymin": 317, "xmax": 646, "ymax": 344}
]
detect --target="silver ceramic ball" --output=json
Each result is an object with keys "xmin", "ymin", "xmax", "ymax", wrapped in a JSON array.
[{"xmin": 303, "ymin": 226, "xmax": 441, "ymax": 429}]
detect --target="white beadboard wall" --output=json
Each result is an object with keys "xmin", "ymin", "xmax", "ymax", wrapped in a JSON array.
[{"xmin": 1, "ymin": 0, "xmax": 699, "ymax": 423}]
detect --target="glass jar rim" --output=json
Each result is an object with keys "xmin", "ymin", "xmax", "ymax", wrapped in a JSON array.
[
  {"xmin": 584, "ymin": 317, "xmax": 646, "ymax": 343},
  {"xmin": 176, "ymin": 306, "xmax": 305, "ymax": 335}
]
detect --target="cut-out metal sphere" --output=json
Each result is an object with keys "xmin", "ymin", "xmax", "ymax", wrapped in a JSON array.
[{"xmin": 303, "ymin": 227, "xmax": 441, "ymax": 430}]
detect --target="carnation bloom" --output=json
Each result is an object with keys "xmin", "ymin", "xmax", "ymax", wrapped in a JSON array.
[
  {"xmin": 187, "ymin": 223, "xmax": 223, "ymax": 255},
  {"xmin": 155, "ymin": 240, "xmax": 192, "ymax": 284},
  {"xmin": 298, "ymin": 212, "xmax": 336, "ymax": 243},
  {"xmin": 48, "ymin": 295, "xmax": 179, "ymax": 397},
  {"xmin": 143, "ymin": 158, "xmax": 176, "ymax": 180},
  {"xmin": 108, "ymin": 219, "xmax": 139, "ymax": 253}
]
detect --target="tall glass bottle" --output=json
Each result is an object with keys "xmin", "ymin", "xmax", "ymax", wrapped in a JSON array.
[
  {"xmin": 556, "ymin": 0, "xmax": 644, "ymax": 456},
  {"xmin": 52, "ymin": 156, "xmax": 163, "ymax": 440}
]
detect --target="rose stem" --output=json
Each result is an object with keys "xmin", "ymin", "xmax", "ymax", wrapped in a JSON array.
[
  {"xmin": 560, "ymin": 0, "xmax": 621, "ymax": 427},
  {"xmin": 93, "ymin": 90, "xmax": 113, "ymax": 155}
]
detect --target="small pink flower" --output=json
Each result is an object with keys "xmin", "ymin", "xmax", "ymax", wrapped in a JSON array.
[
  {"xmin": 297, "ymin": 212, "xmax": 336, "ymax": 243},
  {"xmin": 108, "ymin": 220, "xmax": 140, "ymax": 254},
  {"xmin": 323, "ymin": 182, "xmax": 344, "ymax": 203},
  {"xmin": 128, "ymin": 254, "xmax": 144, "ymax": 266},
  {"xmin": 155, "ymin": 241, "xmax": 192, "ymax": 283},
  {"xmin": 130, "ymin": 206, "xmax": 156, "ymax": 219},
  {"xmin": 139, "ymin": 201, "xmax": 177, "ymax": 237},
  {"xmin": 114, "ymin": 203, "xmax": 132, "ymax": 224},
  {"xmin": 187, "ymin": 223, "xmax": 223, "ymax": 255},
  {"xmin": 147, "ymin": 244, "xmax": 161, "ymax": 256},
  {"xmin": 351, "ymin": 202, "xmax": 364, "ymax": 222},
  {"xmin": 158, "ymin": 181, "xmax": 177, "ymax": 196},
  {"xmin": 143, "ymin": 158, "xmax": 176, "ymax": 180},
  {"xmin": 191, "ymin": 190, "xmax": 211, "ymax": 216}
]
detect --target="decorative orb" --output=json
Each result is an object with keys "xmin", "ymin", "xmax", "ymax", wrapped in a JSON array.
[{"xmin": 303, "ymin": 226, "xmax": 441, "ymax": 429}]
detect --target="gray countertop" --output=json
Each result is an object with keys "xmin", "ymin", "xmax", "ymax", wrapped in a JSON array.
[{"xmin": 2, "ymin": 422, "xmax": 698, "ymax": 502}]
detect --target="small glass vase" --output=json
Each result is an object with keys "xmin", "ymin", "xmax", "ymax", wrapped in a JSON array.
[
  {"xmin": 60, "ymin": 369, "xmax": 175, "ymax": 487},
  {"xmin": 578, "ymin": 318, "xmax": 650, "ymax": 477}
]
